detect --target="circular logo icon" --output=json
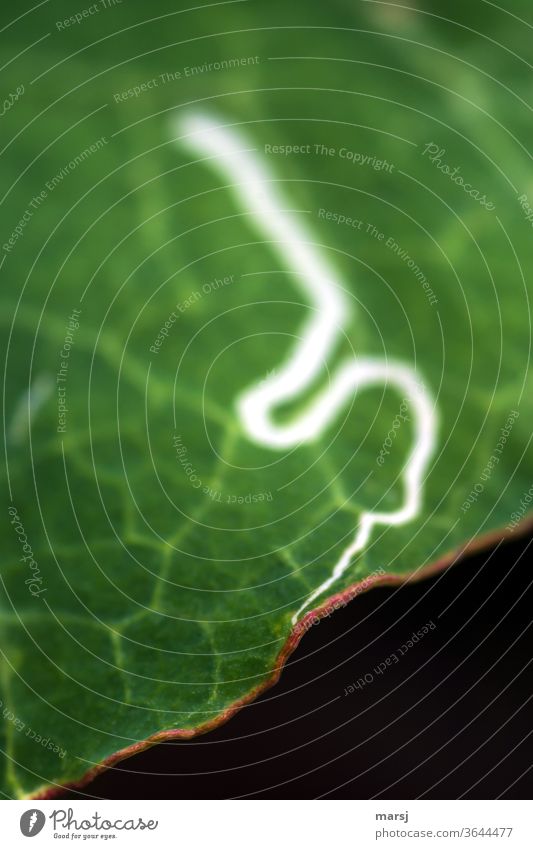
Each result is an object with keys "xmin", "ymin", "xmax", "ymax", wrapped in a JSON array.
[{"xmin": 20, "ymin": 809, "xmax": 46, "ymax": 837}]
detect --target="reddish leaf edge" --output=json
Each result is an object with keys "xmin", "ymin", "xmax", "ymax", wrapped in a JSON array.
[{"xmin": 31, "ymin": 516, "xmax": 533, "ymax": 800}]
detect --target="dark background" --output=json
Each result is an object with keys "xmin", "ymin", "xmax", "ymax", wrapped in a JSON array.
[{"xmin": 61, "ymin": 531, "xmax": 532, "ymax": 799}]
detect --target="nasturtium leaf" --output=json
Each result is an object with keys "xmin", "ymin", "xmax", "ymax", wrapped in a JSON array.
[{"xmin": 1, "ymin": 0, "xmax": 532, "ymax": 797}]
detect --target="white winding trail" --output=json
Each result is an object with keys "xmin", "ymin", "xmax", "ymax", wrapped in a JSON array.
[{"xmin": 174, "ymin": 112, "xmax": 438, "ymax": 624}]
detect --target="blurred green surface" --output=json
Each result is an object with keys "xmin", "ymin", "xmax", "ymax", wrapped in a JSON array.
[{"xmin": 1, "ymin": 0, "xmax": 532, "ymax": 796}]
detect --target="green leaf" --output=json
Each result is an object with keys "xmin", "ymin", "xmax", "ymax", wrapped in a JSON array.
[{"xmin": 1, "ymin": 0, "xmax": 532, "ymax": 797}]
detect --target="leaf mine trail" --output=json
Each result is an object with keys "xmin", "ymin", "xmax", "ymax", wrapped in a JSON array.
[{"xmin": 174, "ymin": 112, "xmax": 438, "ymax": 623}]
